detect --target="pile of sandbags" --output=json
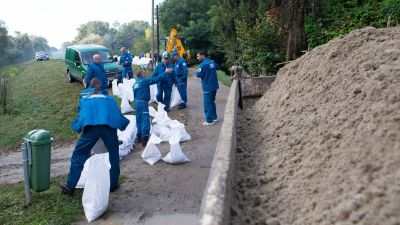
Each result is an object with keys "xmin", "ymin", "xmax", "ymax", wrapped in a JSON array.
[
  {"xmin": 117, "ymin": 115, "xmax": 137, "ymax": 159},
  {"xmin": 112, "ymin": 78, "xmax": 135, "ymax": 114},
  {"xmin": 150, "ymin": 102, "xmax": 191, "ymax": 143},
  {"xmin": 141, "ymin": 102, "xmax": 191, "ymax": 165},
  {"xmin": 112, "ymin": 75, "xmax": 183, "ymax": 109}
]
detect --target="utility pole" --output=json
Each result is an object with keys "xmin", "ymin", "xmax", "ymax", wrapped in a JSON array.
[
  {"xmin": 156, "ymin": 5, "xmax": 160, "ymax": 62},
  {"xmin": 151, "ymin": 0, "xmax": 155, "ymax": 69}
]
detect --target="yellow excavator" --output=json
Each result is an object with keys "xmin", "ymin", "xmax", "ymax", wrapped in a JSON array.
[{"xmin": 166, "ymin": 28, "xmax": 190, "ymax": 62}]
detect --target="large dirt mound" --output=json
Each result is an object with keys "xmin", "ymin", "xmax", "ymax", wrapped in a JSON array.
[{"xmin": 233, "ymin": 27, "xmax": 400, "ymax": 225}]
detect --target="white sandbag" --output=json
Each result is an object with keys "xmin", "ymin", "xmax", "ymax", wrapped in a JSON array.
[
  {"xmin": 149, "ymin": 105, "xmax": 157, "ymax": 118},
  {"xmin": 117, "ymin": 115, "xmax": 137, "ymax": 159},
  {"xmin": 76, "ymin": 139, "xmax": 107, "ymax": 188},
  {"xmin": 112, "ymin": 80, "xmax": 120, "ymax": 97},
  {"xmin": 149, "ymin": 84, "xmax": 158, "ymax": 103},
  {"xmin": 120, "ymin": 92, "xmax": 134, "ymax": 114},
  {"xmin": 159, "ymin": 126, "xmax": 172, "ymax": 142},
  {"xmin": 141, "ymin": 134, "xmax": 162, "ymax": 165},
  {"xmin": 150, "ymin": 124, "xmax": 161, "ymax": 136},
  {"xmin": 168, "ymin": 120, "xmax": 191, "ymax": 142},
  {"xmin": 152, "ymin": 102, "xmax": 171, "ymax": 126},
  {"xmin": 122, "ymin": 78, "xmax": 135, "ymax": 102},
  {"xmin": 82, "ymin": 153, "xmax": 111, "ymax": 222},
  {"xmin": 76, "ymin": 160, "xmax": 89, "ymax": 189},
  {"xmin": 162, "ymin": 128, "xmax": 190, "ymax": 164},
  {"xmin": 170, "ymin": 85, "xmax": 183, "ymax": 108}
]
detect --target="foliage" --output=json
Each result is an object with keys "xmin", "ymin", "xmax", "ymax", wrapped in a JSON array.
[
  {"xmin": 217, "ymin": 70, "xmax": 232, "ymax": 87},
  {"xmin": 0, "ymin": 67, "xmax": 18, "ymax": 114},
  {"xmin": 75, "ymin": 21, "xmax": 112, "ymax": 41},
  {"xmin": 0, "ymin": 21, "xmax": 9, "ymax": 66},
  {"xmin": 74, "ymin": 20, "xmax": 150, "ymax": 55},
  {"xmin": 31, "ymin": 36, "xmax": 50, "ymax": 52},
  {"xmin": 305, "ymin": 0, "xmax": 400, "ymax": 49},
  {"xmin": 159, "ymin": 0, "xmax": 215, "ymax": 51},
  {"xmin": 0, "ymin": 21, "xmax": 51, "ymax": 65},
  {"xmin": 235, "ymin": 13, "xmax": 284, "ymax": 76},
  {"xmin": 113, "ymin": 21, "xmax": 149, "ymax": 54},
  {"xmin": 160, "ymin": 0, "xmax": 398, "ymax": 76}
]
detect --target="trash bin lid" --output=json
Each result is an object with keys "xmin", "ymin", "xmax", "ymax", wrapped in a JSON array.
[{"xmin": 25, "ymin": 129, "xmax": 52, "ymax": 146}]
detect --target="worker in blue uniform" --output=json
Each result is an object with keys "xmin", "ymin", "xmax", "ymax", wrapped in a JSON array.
[
  {"xmin": 172, "ymin": 50, "xmax": 188, "ymax": 109},
  {"xmin": 151, "ymin": 52, "xmax": 175, "ymax": 112},
  {"xmin": 85, "ymin": 54, "xmax": 109, "ymax": 95},
  {"xmin": 134, "ymin": 68, "xmax": 173, "ymax": 146},
  {"xmin": 196, "ymin": 50, "xmax": 220, "ymax": 126},
  {"xmin": 119, "ymin": 47, "xmax": 133, "ymax": 79},
  {"xmin": 60, "ymin": 81, "xmax": 130, "ymax": 195}
]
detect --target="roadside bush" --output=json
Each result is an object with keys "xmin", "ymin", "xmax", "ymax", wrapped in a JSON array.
[
  {"xmin": 235, "ymin": 13, "xmax": 284, "ymax": 76},
  {"xmin": 0, "ymin": 67, "xmax": 18, "ymax": 114}
]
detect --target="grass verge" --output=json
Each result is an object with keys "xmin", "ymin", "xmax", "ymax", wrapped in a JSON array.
[
  {"xmin": 217, "ymin": 70, "xmax": 232, "ymax": 87},
  {"xmin": 0, "ymin": 60, "xmax": 83, "ymax": 152},
  {"xmin": 0, "ymin": 179, "xmax": 84, "ymax": 225}
]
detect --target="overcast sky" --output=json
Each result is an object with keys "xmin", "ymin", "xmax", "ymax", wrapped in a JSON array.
[{"xmin": 0, "ymin": 0, "xmax": 164, "ymax": 48}]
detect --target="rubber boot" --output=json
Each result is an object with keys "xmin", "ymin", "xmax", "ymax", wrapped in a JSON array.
[
  {"xmin": 136, "ymin": 134, "xmax": 142, "ymax": 144},
  {"xmin": 142, "ymin": 136, "xmax": 149, "ymax": 147}
]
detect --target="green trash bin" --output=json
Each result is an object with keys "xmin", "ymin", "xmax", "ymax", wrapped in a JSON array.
[{"xmin": 25, "ymin": 130, "xmax": 52, "ymax": 192}]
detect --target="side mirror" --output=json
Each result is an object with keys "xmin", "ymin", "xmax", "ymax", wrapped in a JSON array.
[{"xmin": 75, "ymin": 61, "xmax": 81, "ymax": 67}]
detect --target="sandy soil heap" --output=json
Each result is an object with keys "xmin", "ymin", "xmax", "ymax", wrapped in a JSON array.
[{"xmin": 232, "ymin": 27, "xmax": 400, "ymax": 225}]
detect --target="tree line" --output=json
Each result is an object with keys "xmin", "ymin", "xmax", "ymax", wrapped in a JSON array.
[
  {"xmin": 0, "ymin": 21, "xmax": 54, "ymax": 66},
  {"xmin": 62, "ymin": 20, "xmax": 152, "ymax": 56},
  {"xmin": 158, "ymin": 0, "xmax": 400, "ymax": 76}
]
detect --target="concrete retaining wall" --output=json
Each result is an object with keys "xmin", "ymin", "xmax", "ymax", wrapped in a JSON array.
[
  {"xmin": 198, "ymin": 80, "xmax": 239, "ymax": 225},
  {"xmin": 240, "ymin": 76, "xmax": 276, "ymax": 97},
  {"xmin": 198, "ymin": 76, "xmax": 277, "ymax": 225}
]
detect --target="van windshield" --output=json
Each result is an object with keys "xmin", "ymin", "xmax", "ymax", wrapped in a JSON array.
[{"xmin": 81, "ymin": 50, "xmax": 114, "ymax": 65}]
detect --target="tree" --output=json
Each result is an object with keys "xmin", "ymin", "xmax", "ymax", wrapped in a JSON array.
[
  {"xmin": 0, "ymin": 67, "xmax": 18, "ymax": 114},
  {"xmin": 159, "ymin": 0, "xmax": 215, "ymax": 50},
  {"xmin": 11, "ymin": 32, "xmax": 35, "ymax": 62},
  {"xmin": 0, "ymin": 20, "xmax": 10, "ymax": 66},
  {"xmin": 133, "ymin": 27, "xmax": 152, "ymax": 55},
  {"xmin": 113, "ymin": 21, "xmax": 149, "ymax": 54},
  {"xmin": 275, "ymin": 0, "xmax": 307, "ymax": 60},
  {"xmin": 75, "ymin": 21, "xmax": 111, "ymax": 42},
  {"xmin": 31, "ymin": 36, "xmax": 50, "ymax": 52}
]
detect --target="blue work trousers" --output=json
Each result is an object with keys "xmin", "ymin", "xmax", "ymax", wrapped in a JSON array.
[
  {"xmin": 203, "ymin": 91, "xmax": 218, "ymax": 123},
  {"xmin": 122, "ymin": 66, "xmax": 133, "ymax": 79},
  {"xmin": 177, "ymin": 78, "xmax": 187, "ymax": 105},
  {"xmin": 156, "ymin": 83, "xmax": 172, "ymax": 110},
  {"xmin": 66, "ymin": 125, "xmax": 120, "ymax": 191},
  {"xmin": 134, "ymin": 101, "xmax": 151, "ymax": 138}
]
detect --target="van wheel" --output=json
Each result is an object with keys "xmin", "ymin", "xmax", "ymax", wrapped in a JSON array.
[{"xmin": 67, "ymin": 71, "xmax": 74, "ymax": 83}]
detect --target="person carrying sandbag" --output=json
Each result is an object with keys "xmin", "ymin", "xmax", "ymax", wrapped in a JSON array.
[
  {"xmin": 60, "ymin": 83, "xmax": 130, "ymax": 195},
  {"xmin": 172, "ymin": 50, "xmax": 188, "ymax": 109},
  {"xmin": 134, "ymin": 68, "xmax": 173, "ymax": 146}
]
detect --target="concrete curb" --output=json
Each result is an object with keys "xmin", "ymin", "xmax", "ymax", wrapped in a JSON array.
[{"xmin": 198, "ymin": 80, "xmax": 239, "ymax": 225}]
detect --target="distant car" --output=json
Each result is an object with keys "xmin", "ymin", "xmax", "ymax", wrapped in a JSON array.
[
  {"xmin": 65, "ymin": 44, "xmax": 121, "ymax": 88},
  {"xmin": 35, "ymin": 51, "xmax": 49, "ymax": 61}
]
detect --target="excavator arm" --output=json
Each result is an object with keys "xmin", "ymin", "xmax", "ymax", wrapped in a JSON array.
[{"xmin": 166, "ymin": 28, "xmax": 190, "ymax": 62}]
